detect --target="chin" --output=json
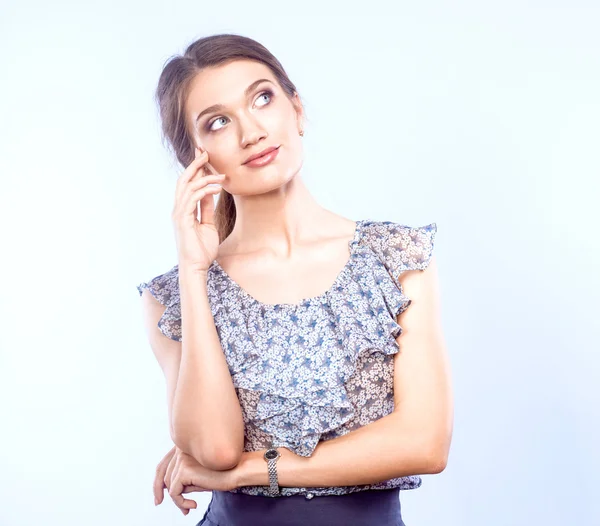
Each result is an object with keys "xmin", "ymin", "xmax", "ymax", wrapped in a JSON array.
[{"xmin": 245, "ymin": 174, "xmax": 294, "ymax": 196}]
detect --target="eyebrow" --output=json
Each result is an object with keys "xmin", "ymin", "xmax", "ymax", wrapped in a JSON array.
[{"xmin": 194, "ymin": 78, "xmax": 274, "ymax": 127}]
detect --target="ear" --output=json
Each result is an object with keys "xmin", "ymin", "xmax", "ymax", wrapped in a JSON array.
[{"xmin": 291, "ymin": 92, "xmax": 305, "ymax": 129}]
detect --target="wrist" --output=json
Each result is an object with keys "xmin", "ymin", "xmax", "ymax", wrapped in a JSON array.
[
  {"xmin": 178, "ymin": 264, "xmax": 209, "ymax": 279},
  {"xmin": 235, "ymin": 448, "xmax": 302, "ymax": 488},
  {"xmin": 235, "ymin": 451, "xmax": 268, "ymax": 487},
  {"xmin": 178, "ymin": 267, "xmax": 209, "ymax": 296}
]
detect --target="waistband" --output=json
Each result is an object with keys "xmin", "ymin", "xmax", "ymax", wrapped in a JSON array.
[{"xmin": 197, "ymin": 487, "xmax": 404, "ymax": 526}]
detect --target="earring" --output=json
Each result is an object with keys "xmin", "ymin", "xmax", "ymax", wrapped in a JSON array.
[{"xmin": 299, "ymin": 130, "xmax": 304, "ymax": 136}]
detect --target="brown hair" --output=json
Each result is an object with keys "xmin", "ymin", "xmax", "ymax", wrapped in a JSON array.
[{"xmin": 155, "ymin": 33, "xmax": 303, "ymax": 243}]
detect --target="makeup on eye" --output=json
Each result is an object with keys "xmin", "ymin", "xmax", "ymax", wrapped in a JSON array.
[{"xmin": 204, "ymin": 89, "xmax": 275, "ymax": 133}]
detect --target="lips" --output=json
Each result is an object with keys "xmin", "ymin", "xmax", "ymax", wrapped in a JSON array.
[{"xmin": 244, "ymin": 146, "xmax": 280, "ymax": 165}]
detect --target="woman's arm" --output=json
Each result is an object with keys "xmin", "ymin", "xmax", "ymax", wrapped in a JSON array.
[
  {"xmin": 174, "ymin": 267, "xmax": 245, "ymax": 469},
  {"xmin": 236, "ymin": 409, "xmax": 444, "ymax": 488},
  {"xmin": 237, "ymin": 255, "xmax": 453, "ymax": 488},
  {"xmin": 140, "ymin": 267, "xmax": 245, "ymax": 471},
  {"xmin": 140, "ymin": 289, "xmax": 182, "ymax": 444}
]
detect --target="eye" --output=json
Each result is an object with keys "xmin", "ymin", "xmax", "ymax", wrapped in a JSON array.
[
  {"xmin": 205, "ymin": 89, "xmax": 274, "ymax": 132},
  {"xmin": 255, "ymin": 89, "xmax": 274, "ymax": 107},
  {"xmin": 207, "ymin": 116, "xmax": 228, "ymax": 132}
]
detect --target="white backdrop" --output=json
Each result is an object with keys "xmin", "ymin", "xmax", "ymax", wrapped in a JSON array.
[{"xmin": 1, "ymin": 1, "xmax": 599, "ymax": 525}]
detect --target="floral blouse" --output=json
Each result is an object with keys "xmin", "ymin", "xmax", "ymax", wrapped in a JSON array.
[{"xmin": 137, "ymin": 219, "xmax": 437, "ymax": 499}]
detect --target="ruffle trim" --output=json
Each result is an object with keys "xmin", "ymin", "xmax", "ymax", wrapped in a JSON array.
[
  {"xmin": 136, "ymin": 265, "xmax": 183, "ymax": 342},
  {"xmin": 364, "ymin": 221, "xmax": 438, "ymax": 286},
  {"xmin": 136, "ymin": 264, "xmax": 224, "ymax": 342},
  {"xmin": 210, "ymin": 220, "xmax": 437, "ymax": 457}
]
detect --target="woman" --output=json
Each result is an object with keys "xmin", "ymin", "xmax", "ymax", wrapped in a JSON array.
[{"xmin": 137, "ymin": 33, "xmax": 453, "ymax": 526}]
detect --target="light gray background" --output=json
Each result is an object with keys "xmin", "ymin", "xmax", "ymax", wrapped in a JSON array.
[{"xmin": 1, "ymin": 1, "xmax": 598, "ymax": 525}]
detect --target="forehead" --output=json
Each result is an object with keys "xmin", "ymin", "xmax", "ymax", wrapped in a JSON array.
[{"xmin": 186, "ymin": 59, "xmax": 277, "ymax": 112}]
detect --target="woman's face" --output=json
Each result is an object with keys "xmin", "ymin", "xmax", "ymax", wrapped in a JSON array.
[{"xmin": 185, "ymin": 59, "xmax": 304, "ymax": 196}]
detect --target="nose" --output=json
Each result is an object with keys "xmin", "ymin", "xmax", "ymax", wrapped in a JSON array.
[{"xmin": 239, "ymin": 115, "xmax": 267, "ymax": 149}]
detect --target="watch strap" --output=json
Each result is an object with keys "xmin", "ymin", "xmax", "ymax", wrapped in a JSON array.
[{"xmin": 263, "ymin": 445, "xmax": 281, "ymax": 495}]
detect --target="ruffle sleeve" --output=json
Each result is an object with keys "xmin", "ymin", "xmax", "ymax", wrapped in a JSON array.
[
  {"xmin": 359, "ymin": 220, "xmax": 437, "ymax": 319},
  {"xmin": 136, "ymin": 265, "xmax": 182, "ymax": 342}
]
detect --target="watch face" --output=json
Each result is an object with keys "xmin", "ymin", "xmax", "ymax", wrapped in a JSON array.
[{"xmin": 264, "ymin": 449, "xmax": 279, "ymax": 460}]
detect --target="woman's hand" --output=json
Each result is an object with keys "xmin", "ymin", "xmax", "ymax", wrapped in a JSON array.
[
  {"xmin": 172, "ymin": 145, "xmax": 226, "ymax": 274},
  {"xmin": 153, "ymin": 446, "xmax": 209, "ymax": 515},
  {"xmin": 168, "ymin": 450, "xmax": 239, "ymax": 515}
]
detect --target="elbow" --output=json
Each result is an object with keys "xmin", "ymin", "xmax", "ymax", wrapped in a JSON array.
[
  {"xmin": 427, "ymin": 449, "xmax": 449, "ymax": 474},
  {"xmin": 172, "ymin": 433, "xmax": 243, "ymax": 471},
  {"xmin": 201, "ymin": 446, "xmax": 243, "ymax": 471},
  {"xmin": 423, "ymin": 433, "xmax": 451, "ymax": 474}
]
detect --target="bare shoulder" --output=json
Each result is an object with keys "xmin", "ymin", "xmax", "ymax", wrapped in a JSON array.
[{"xmin": 323, "ymin": 212, "xmax": 358, "ymax": 240}]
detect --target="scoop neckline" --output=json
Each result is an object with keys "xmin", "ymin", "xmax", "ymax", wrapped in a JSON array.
[{"xmin": 210, "ymin": 219, "xmax": 364, "ymax": 310}]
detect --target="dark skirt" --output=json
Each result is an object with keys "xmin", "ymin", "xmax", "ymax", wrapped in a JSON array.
[{"xmin": 196, "ymin": 488, "xmax": 406, "ymax": 526}]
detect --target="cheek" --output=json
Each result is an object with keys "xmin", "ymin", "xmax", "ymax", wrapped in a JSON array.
[{"xmin": 206, "ymin": 139, "xmax": 238, "ymax": 170}]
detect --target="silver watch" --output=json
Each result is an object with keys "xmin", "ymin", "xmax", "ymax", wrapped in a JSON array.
[{"xmin": 263, "ymin": 444, "xmax": 281, "ymax": 495}]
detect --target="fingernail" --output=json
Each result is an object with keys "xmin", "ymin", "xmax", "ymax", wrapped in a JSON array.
[{"xmin": 154, "ymin": 498, "xmax": 158, "ymax": 506}]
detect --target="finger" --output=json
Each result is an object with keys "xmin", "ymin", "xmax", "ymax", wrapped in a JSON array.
[
  {"xmin": 187, "ymin": 182, "xmax": 223, "ymax": 198},
  {"xmin": 175, "ymin": 150, "xmax": 209, "ymax": 201},
  {"xmin": 165, "ymin": 453, "xmax": 194, "ymax": 514},
  {"xmin": 153, "ymin": 469, "xmax": 167, "ymax": 505},
  {"xmin": 169, "ymin": 477, "xmax": 198, "ymax": 512},
  {"xmin": 165, "ymin": 452, "xmax": 177, "ymax": 482},
  {"xmin": 183, "ymin": 184, "xmax": 222, "ymax": 219},
  {"xmin": 194, "ymin": 147, "xmax": 221, "ymax": 178},
  {"xmin": 153, "ymin": 447, "xmax": 176, "ymax": 505},
  {"xmin": 204, "ymin": 160, "xmax": 221, "ymax": 177},
  {"xmin": 187, "ymin": 148, "xmax": 209, "ymax": 181},
  {"xmin": 179, "ymin": 173, "xmax": 223, "ymax": 221},
  {"xmin": 168, "ymin": 464, "xmax": 198, "ymax": 515},
  {"xmin": 187, "ymin": 173, "xmax": 226, "ymax": 191},
  {"xmin": 184, "ymin": 175, "xmax": 225, "ymax": 219},
  {"xmin": 164, "ymin": 453, "xmax": 177, "ymax": 495}
]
